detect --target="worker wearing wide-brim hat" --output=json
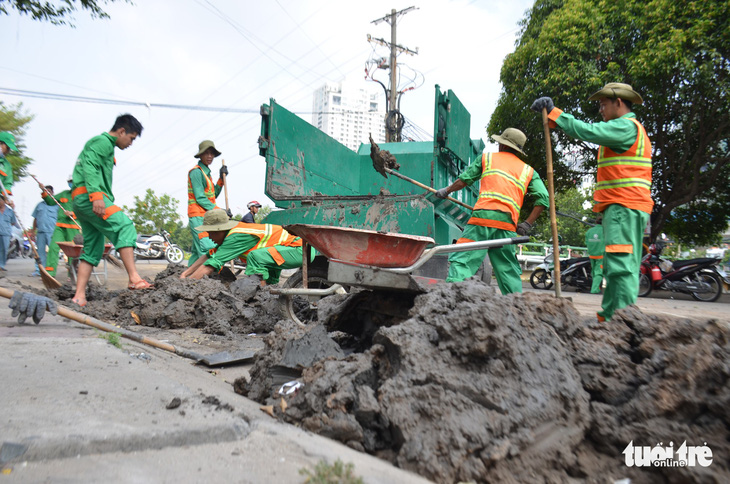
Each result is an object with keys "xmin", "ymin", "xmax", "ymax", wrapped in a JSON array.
[
  {"xmin": 180, "ymin": 208, "xmax": 311, "ymax": 289},
  {"xmin": 434, "ymin": 127, "xmax": 549, "ymax": 295},
  {"xmin": 531, "ymin": 82, "xmax": 652, "ymax": 322},
  {"xmin": 187, "ymin": 140, "xmax": 229, "ymax": 266}
]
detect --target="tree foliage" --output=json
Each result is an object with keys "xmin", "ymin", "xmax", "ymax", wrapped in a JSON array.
[
  {"xmin": 0, "ymin": 101, "xmax": 34, "ymax": 180},
  {"xmin": 490, "ymin": 0, "xmax": 730, "ymax": 243},
  {"xmin": 532, "ymin": 184, "xmax": 595, "ymax": 246},
  {"xmin": 122, "ymin": 189, "xmax": 191, "ymax": 249},
  {"xmin": 0, "ymin": 0, "xmax": 132, "ymax": 26}
]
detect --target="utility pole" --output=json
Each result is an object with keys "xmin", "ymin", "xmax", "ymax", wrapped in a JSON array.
[{"xmin": 368, "ymin": 6, "xmax": 418, "ymax": 142}]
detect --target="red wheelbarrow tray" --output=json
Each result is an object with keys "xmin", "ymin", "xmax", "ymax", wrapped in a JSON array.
[
  {"xmin": 57, "ymin": 241, "xmax": 114, "ymax": 259},
  {"xmin": 285, "ymin": 224, "xmax": 435, "ymax": 269}
]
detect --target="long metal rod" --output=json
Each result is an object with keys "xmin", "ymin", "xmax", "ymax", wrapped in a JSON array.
[{"xmin": 383, "ymin": 236, "xmax": 530, "ymax": 274}]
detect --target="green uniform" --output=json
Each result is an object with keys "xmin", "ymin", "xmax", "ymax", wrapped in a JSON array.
[
  {"xmin": 203, "ymin": 230, "xmax": 308, "ymax": 285},
  {"xmin": 0, "ymin": 155, "xmax": 13, "ymax": 195},
  {"xmin": 188, "ymin": 162, "xmax": 222, "ymax": 266},
  {"xmin": 585, "ymin": 224, "xmax": 604, "ymax": 294},
  {"xmin": 72, "ymin": 133, "xmax": 137, "ymax": 267},
  {"xmin": 445, "ymin": 155, "xmax": 549, "ymax": 295},
  {"xmin": 46, "ymin": 188, "xmax": 81, "ymax": 276},
  {"xmin": 552, "ymin": 110, "xmax": 651, "ymax": 320}
]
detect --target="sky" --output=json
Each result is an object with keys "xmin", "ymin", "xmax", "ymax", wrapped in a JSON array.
[{"xmin": 1, "ymin": 0, "xmax": 534, "ymax": 228}]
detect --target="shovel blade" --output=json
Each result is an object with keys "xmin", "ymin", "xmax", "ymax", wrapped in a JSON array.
[{"xmin": 197, "ymin": 349, "xmax": 258, "ymax": 367}]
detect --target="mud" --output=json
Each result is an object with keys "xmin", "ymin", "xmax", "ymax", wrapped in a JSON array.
[
  {"xmin": 52, "ymin": 265, "xmax": 285, "ymax": 336},
  {"xmin": 237, "ymin": 281, "xmax": 730, "ymax": 483}
]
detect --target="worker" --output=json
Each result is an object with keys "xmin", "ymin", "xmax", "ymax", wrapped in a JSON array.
[
  {"xmin": 0, "ymin": 195, "xmax": 19, "ymax": 271},
  {"xmin": 532, "ymin": 82, "xmax": 652, "ymax": 322},
  {"xmin": 31, "ymin": 185, "xmax": 59, "ymax": 276},
  {"xmin": 39, "ymin": 175, "xmax": 81, "ymax": 277},
  {"xmin": 187, "ymin": 140, "xmax": 228, "ymax": 266},
  {"xmin": 181, "ymin": 209, "xmax": 307, "ymax": 290},
  {"xmin": 0, "ymin": 131, "xmax": 17, "ymax": 207},
  {"xmin": 242, "ymin": 200, "xmax": 261, "ymax": 223},
  {"xmin": 585, "ymin": 215, "xmax": 604, "ymax": 294},
  {"xmin": 71, "ymin": 114, "xmax": 152, "ymax": 307},
  {"xmin": 435, "ymin": 128, "xmax": 549, "ymax": 295}
]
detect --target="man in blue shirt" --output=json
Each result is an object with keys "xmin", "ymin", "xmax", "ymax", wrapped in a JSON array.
[
  {"xmin": 0, "ymin": 195, "xmax": 19, "ymax": 271},
  {"xmin": 32, "ymin": 185, "xmax": 59, "ymax": 276}
]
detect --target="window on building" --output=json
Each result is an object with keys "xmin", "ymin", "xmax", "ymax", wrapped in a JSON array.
[{"xmin": 333, "ymin": 96, "xmax": 341, "ymax": 105}]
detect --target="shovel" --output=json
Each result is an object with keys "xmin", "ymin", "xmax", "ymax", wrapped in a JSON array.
[
  {"xmin": 0, "ymin": 286, "xmax": 257, "ymax": 366},
  {"xmin": 29, "ymin": 174, "xmax": 124, "ymax": 270},
  {"xmin": 0, "ymin": 179, "xmax": 61, "ymax": 290},
  {"xmin": 369, "ymin": 135, "xmax": 474, "ymax": 211},
  {"xmin": 220, "ymin": 159, "xmax": 237, "ymax": 272}
]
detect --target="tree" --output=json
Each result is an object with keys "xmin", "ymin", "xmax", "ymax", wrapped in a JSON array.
[
  {"xmin": 256, "ymin": 205, "xmax": 272, "ymax": 223},
  {"xmin": 490, "ymin": 0, "xmax": 730, "ymax": 243},
  {"xmin": 532, "ymin": 184, "xmax": 595, "ymax": 246},
  {"xmin": 0, "ymin": 101, "xmax": 34, "ymax": 180},
  {"xmin": 123, "ymin": 188, "xmax": 180, "ymax": 234},
  {"xmin": 1, "ymin": 0, "xmax": 132, "ymax": 26}
]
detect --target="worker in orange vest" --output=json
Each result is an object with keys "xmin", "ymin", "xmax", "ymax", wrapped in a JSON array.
[
  {"xmin": 532, "ymin": 82, "xmax": 652, "ymax": 322},
  {"xmin": 435, "ymin": 128, "xmax": 549, "ymax": 295},
  {"xmin": 187, "ymin": 140, "xmax": 228, "ymax": 266}
]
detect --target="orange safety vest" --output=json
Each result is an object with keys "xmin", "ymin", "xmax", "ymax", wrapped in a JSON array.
[
  {"xmin": 187, "ymin": 166, "xmax": 218, "ymax": 217},
  {"xmin": 594, "ymin": 118, "xmax": 653, "ymax": 214},
  {"xmin": 469, "ymin": 152, "xmax": 534, "ymax": 231},
  {"xmin": 224, "ymin": 223, "xmax": 302, "ymax": 265}
]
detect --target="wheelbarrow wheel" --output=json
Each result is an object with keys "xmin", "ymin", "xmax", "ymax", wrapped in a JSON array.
[{"xmin": 280, "ymin": 266, "xmax": 338, "ymax": 326}]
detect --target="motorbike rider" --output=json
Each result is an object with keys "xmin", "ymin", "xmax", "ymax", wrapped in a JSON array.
[
  {"xmin": 242, "ymin": 201, "xmax": 261, "ymax": 223},
  {"xmin": 584, "ymin": 215, "xmax": 604, "ymax": 294}
]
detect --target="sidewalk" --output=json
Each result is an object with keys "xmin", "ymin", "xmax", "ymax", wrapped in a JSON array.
[{"xmin": 0, "ymin": 273, "xmax": 431, "ymax": 483}]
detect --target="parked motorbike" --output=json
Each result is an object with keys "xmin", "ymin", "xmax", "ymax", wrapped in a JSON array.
[
  {"xmin": 639, "ymin": 242, "xmax": 725, "ymax": 302},
  {"xmin": 7, "ymin": 228, "xmax": 31, "ymax": 259},
  {"xmin": 134, "ymin": 230, "xmax": 184, "ymax": 265},
  {"xmin": 530, "ymin": 251, "xmax": 594, "ymax": 292}
]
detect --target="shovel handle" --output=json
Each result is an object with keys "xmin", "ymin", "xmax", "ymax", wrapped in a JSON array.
[{"xmin": 384, "ymin": 167, "xmax": 474, "ymax": 211}]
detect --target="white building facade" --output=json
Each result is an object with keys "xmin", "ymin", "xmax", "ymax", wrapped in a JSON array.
[{"xmin": 312, "ymin": 81, "xmax": 386, "ymax": 151}]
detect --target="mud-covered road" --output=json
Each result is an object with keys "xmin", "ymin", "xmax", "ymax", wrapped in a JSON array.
[{"xmin": 6, "ymin": 257, "xmax": 730, "ymax": 482}]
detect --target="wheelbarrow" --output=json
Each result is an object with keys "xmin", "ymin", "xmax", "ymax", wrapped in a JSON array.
[
  {"xmin": 57, "ymin": 242, "xmax": 114, "ymax": 285},
  {"xmin": 270, "ymin": 224, "xmax": 529, "ymax": 325}
]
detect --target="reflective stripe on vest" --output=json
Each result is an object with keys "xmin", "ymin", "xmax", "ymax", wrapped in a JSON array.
[
  {"xmin": 594, "ymin": 118, "xmax": 653, "ymax": 213},
  {"xmin": 470, "ymin": 152, "xmax": 534, "ymax": 229},
  {"xmin": 187, "ymin": 166, "xmax": 216, "ymax": 217},
  {"xmin": 227, "ymin": 223, "xmax": 302, "ymax": 259}
]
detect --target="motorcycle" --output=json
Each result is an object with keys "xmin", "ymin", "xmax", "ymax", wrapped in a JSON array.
[
  {"xmin": 530, "ymin": 251, "xmax": 594, "ymax": 292},
  {"xmin": 639, "ymin": 242, "xmax": 725, "ymax": 302},
  {"xmin": 134, "ymin": 230, "xmax": 185, "ymax": 265},
  {"xmin": 8, "ymin": 228, "xmax": 31, "ymax": 259}
]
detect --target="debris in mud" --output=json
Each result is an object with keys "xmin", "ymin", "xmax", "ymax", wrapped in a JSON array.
[
  {"xmin": 369, "ymin": 133, "xmax": 400, "ymax": 178},
  {"xmin": 238, "ymin": 281, "xmax": 730, "ymax": 483},
  {"xmin": 166, "ymin": 397, "xmax": 182, "ymax": 410},
  {"xmin": 202, "ymin": 395, "xmax": 234, "ymax": 412},
  {"xmin": 50, "ymin": 264, "xmax": 287, "ymax": 336}
]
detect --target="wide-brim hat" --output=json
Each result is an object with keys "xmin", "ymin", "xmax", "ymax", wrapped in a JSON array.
[
  {"xmin": 0, "ymin": 132, "xmax": 18, "ymax": 152},
  {"xmin": 194, "ymin": 140, "xmax": 221, "ymax": 158},
  {"xmin": 491, "ymin": 128, "xmax": 527, "ymax": 156},
  {"xmin": 195, "ymin": 208, "xmax": 238, "ymax": 232},
  {"xmin": 588, "ymin": 82, "xmax": 643, "ymax": 105}
]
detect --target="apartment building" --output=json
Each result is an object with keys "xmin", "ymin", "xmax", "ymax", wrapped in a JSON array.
[{"xmin": 312, "ymin": 81, "xmax": 386, "ymax": 151}]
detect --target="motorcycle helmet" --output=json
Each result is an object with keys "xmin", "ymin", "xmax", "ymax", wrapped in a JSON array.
[{"xmin": 247, "ymin": 201, "xmax": 262, "ymax": 209}]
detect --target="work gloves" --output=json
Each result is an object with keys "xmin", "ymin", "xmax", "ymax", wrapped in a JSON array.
[
  {"xmin": 516, "ymin": 221, "xmax": 533, "ymax": 236},
  {"xmin": 530, "ymin": 97, "xmax": 554, "ymax": 115},
  {"xmin": 219, "ymin": 165, "xmax": 229, "ymax": 178},
  {"xmin": 9, "ymin": 291, "xmax": 58, "ymax": 324},
  {"xmin": 435, "ymin": 188, "xmax": 449, "ymax": 199},
  {"xmin": 226, "ymin": 208, "xmax": 233, "ymax": 218}
]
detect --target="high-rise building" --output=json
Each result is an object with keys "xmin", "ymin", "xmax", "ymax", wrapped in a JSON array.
[{"xmin": 312, "ymin": 81, "xmax": 386, "ymax": 151}]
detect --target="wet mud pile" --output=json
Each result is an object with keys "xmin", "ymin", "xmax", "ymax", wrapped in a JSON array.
[
  {"xmin": 238, "ymin": 282, "xmax": 730, "ymax": 483},
  {"xmin": 52, "ymin": 265, "xmax": 284, "ymax": 336}
]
